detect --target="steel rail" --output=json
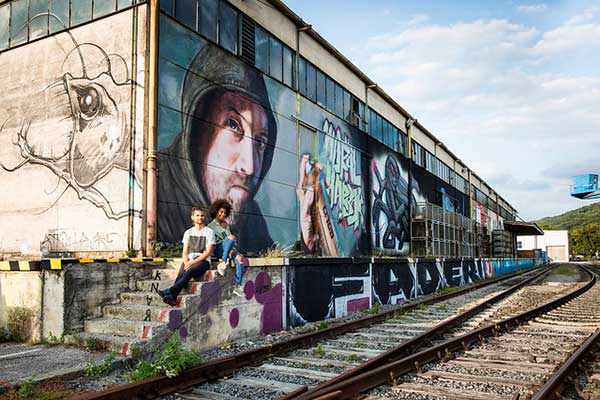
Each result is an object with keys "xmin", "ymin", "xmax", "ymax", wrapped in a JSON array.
[
  {"xmin": 292, "ymin": 265, "xmax": 596, "ymax": 400},
  {"xmin": 531, "ymin": 328, "xmax": 600, "ymax": 400},
  {"xmin": 76, "ymin": 265, "xmax": 550, "ymax": 400},
  {"xmin": 281, "ymin": 265, "xmax": 555, "ymax": 400}
]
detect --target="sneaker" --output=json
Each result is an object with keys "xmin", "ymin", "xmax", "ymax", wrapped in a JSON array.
[
  {"xmin": 232, "ymin": 285, "xmax": 244, "ymax": 298},
  {"xmin": 158, "ymin": 288, "xmax": 171, "ymax": 299},
  {"xmin": 163, "ymin": 295, "xmax": 177, "ymax": 307},
  {"xmin": 217, "ymin": 261, "xmax": 227, "ymax": 276}
]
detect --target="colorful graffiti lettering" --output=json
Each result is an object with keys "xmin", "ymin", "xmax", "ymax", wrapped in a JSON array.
[{"xmin": 322, "ymin": 119, "xmax": 364, "ymax": 231}]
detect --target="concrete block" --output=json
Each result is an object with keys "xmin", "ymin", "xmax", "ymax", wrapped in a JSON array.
[
  {"xmin": 103, "ymin": 304, "xmax": 179, "ymax": 323},
  {"xmin": 84, "ymin": 318, "xmax": 165, "ymax": 339}
]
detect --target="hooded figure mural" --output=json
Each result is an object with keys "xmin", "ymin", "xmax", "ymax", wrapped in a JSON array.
[{"xmin": 157, "ymin": 44, "xmax": 278, "ymax": 253}]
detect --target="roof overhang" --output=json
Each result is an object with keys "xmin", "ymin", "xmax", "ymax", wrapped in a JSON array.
[{"xmin": 504, "ymin": 221, "xmax": 544, "ymax": 236}]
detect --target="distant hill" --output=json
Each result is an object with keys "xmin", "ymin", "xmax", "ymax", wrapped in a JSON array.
[
  {"xmin": 536, "ymin": 202, "xmax": 600, "ymax": 257},
  {"xmin": 536, "ymin": 202, "xmax": 600, "ymax": 231}
]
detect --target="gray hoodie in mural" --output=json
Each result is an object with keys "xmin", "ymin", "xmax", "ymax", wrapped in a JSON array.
[{"xmin": 157, "ymin": 44, "xmax": 277, "ymax": 253}]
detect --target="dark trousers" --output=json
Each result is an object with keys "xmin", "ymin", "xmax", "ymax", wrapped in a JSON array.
[{"xmin": 169, "ymin": 260, "xmax": 210, "ymax": 297}]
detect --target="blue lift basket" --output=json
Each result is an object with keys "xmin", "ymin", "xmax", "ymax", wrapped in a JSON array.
[{"xmin": 571, "ymin": 174, "xmax": 600, "ymax": 199}]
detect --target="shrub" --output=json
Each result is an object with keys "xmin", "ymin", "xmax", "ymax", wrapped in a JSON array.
[
  {"xmin": 126, "ymin": 334, "xmax": 202, "ymax": 382},
  {"xmin": 7, "ymin": 307, "xmax": 34, "ymax": 342},
  {"xmin": 84, "ymin": 353, "xmax": 116, "ymax": 377}
]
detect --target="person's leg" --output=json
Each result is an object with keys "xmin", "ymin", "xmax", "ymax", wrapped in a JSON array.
[
  {"xmin": 168, "ymin": 260, "xmax": 210, "ymax": 298},
  {"xmin": 221, "ymin": 238, "xmax": 236, "ymax": 264},
  {"xmin": 232, "ymin": 252, "xmax": 244, "ymax": 286}
]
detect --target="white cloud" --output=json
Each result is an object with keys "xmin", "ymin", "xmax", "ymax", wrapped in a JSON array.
[
  {"xmin": 359, "ymin": 17, "xmax": 600, "ymax": 220},
  {"xmin": 517, "ymin": 4, "xmax": 547, "ymax": 13},
  {"xmin": 407, "ymin": 14, "xmax": 430, "ymax": 26}
]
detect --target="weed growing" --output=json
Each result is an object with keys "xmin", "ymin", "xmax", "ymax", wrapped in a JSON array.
[
  {"xmin": 347, "ymin": 354, "xmax": 360, "ymax": 362},
  {"xmin": 17, "ymin": 379, "xmax": 35, "ymax": 398},
  {"xmin": 370, "ymin": 303, "xmax": 381, "ymax": 315},
  {"xmin": 84, "ymin": 353, "xmax": 116, "ymax": 377},
  {"xmin": 126, "ymin": 334, "xmax": 202, "ymax": 382},
  {"xmin": 437, "ymin": 286, "xmax": 460, "ymax": 296},
  {"xmin": 7, "ymin": 307, "xmax": 34, "ymax": 342},
  {"xmin": 312, "ymin": 343, "xmax": 325, "ymax": 356}
]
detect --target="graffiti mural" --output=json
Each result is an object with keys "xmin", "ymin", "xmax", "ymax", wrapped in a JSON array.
[
  {"xmin": 288, "ymin": 262, "xmax": 371, "ymax": 327},
  {"xmin": 0, "ymin": 9, "xmax": 145, "ymax": 254},
  {"xmin": 297, "ymin": 119, "xmax": 366, "ymax": 256}
]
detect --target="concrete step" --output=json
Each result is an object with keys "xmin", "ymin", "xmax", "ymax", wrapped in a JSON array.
[
  {"xmin": 84, "ymin": 318, "xmax": 165, "ymax": 339},
  {"xmin": 136, "ymin": 269, "xmax": 220, "ymax": 292},
  {"xmin": 119, "ymin": 292, "xmax": 196, "ymax": 308},
  {"xmin": 135, "ymin": 279, "xmax": 208, "ymax": 294},
  {"xmin": 69, "ymin": 332, "xmax": 148, "ymax": 357},
  {"xmin": 102, "ymin": 304, "xmax": 181, "ymax": 323}
]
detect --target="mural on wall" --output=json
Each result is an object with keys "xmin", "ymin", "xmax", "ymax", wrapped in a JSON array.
[
  {"xmin": 370, "ymin": 143, "xmax": 425, "ymax": 255},
  {"xmin": 297, "ymin": 119, "xmax": 366, "ymax": 256},
  {"xmin": 157, "ymin": 16, "xmax": 294, "ymax": 254},
  {"xmin": 288, "ymin": 262, "xmax": 371, "ymax": 327},
  {"xmin": 0, "ymin": 10, "xmax": 145, "ymax": 254}
]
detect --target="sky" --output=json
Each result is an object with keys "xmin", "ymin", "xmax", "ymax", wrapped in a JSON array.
[{"xmin": 283, "ymin": 0, "xmax": 600, "ymax": 221}]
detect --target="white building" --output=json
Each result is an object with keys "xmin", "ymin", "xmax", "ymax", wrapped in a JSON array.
[{"xmin": 518, "ymin": 230, "xmax": 569, "ymax": 262}]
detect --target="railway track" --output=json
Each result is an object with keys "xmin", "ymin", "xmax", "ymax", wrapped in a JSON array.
[
  {"xmin": 286, "ymin": 263, "xmax": 598, "ymax": 400},
  {"xmin": 78, "ymin": 264, "xmax": 576, "ymax": 400}
]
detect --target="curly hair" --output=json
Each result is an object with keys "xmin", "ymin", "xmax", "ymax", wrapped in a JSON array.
[{"xmin": 209, "ymin": 199, "xmax": 232, "ymax": 219}]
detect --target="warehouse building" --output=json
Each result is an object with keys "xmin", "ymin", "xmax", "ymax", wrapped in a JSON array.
[{"xmin": 0, "ymin": 0, "xmax": 519, "ymax": 259}]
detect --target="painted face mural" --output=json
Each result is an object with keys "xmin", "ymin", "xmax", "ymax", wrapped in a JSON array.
[{"xmin": 156, "ymin": 43, "xmax": 278, "ymax": 252}]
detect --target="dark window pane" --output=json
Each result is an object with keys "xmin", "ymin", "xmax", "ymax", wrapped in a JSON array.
[
  {"xmin": 325, "ymin": 77, "xmax": 334, "ymax": 112},
  {"xmin": 269, "ymin": 36, "xmax": 282, "ymax": 80},
  {"xmin": 298, "ymin": 57, "xmax": 306, "ymax": 95},
  {"xmin": 94, "ymin": 0, "xmax": 116, "ymax": 18},
  {"xmin": 359, "ymin": 102, "xmax": 365, "ymax": 131},
  {"xmin": 71, "ymin": 0, "xmax": 92, "ymax": 26},
  {"xmin": 368, "ymin": 109, "xmax": 375, "ymax": 136},
  {"xmin": 50, "ymin": 0, "xmax": 69, "ymax": 32},
  {"xmin": 175, "ymin": 0, "xmax": 196, "ymax": 29},
  {"xmin": 0, "ymin": 4, "xmax": 9, "ymax": 49},
  {"xmin": 11, "ymin": 0, "xmax": 29, "ymax": 46},
  {"xmin": 255, "ymin": 26, "xmax": 268, "ymax": 73},
  {"xmin": 283, "ymin": 45, "xmax": 294, "ymax": 87},
  {"xmin": 343, "ymin": 90, "xmax": 351, "ymax": 122},
  {"xmin": 334, "ymin": 83, "xmax": 343, "ymax": 117},
  {"xmin": 160, "ymin": 0, "xmax": 174, "ymax": 15},
  {"xmin": 384, "ymin": 121, "xmax": 390, "ymax": 147},
  {"xmin": 199, "ymin": 0, "xmax": 217, "ymax": 42},
  {"xmin": 219, "ymin": 1, "xmax": 238, "ymax": 53},
  {"xmin": 118, "ymin": 0, "xmax": 132, "ymax": 9},
  {"xmin": 316, "ymin": 69, "xmax": 325, "ymax": 107},
  {"xmin": 376, "ymin": 114, "xmax": 382, "ymax": 141},
  {"xmin": 306, "ymin": 62, "xmax": 316, "ymax": 101},
  {"xmin": 30, "ymin": 0, "xmax": 49, "ymax": 40}
]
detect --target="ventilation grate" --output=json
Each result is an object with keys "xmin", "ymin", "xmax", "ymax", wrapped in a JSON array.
[{"xmin": 241, "ymin": 15, "xmax": 256, "ymax": 65}]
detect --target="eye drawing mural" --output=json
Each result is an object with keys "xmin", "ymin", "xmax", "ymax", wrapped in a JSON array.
[{"xmin": 0, "ymin": 27, "xmax": 141, "ymax": 220}]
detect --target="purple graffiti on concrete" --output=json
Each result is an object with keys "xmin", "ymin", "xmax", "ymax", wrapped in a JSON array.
[
  {"xmin": 167, "ymin": 309, "xmax": 188, "ymax": 338},
  {"xmin": 250, "ymin": 271, "xmax": 282, "ymax": 334},
  {"xmin": 199, "ymin": 280, "xmax": 221, "ymax": 314},
  {"xmin": 229, "ymin": 308, "xmax": 239, "ymax": 328},
  {"xmin": 244, "ymin": 280, "xmax": 255, "ymax": 300},
  {"xmin": 347, "ymin": 297, "xmax": 369, "ymax": 314}
]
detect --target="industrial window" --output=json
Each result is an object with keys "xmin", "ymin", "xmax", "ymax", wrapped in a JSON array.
[
  {"xmin": 219, "ymin": 1, "xmax": 238, "ymax": 54},
  {"xmin": 282, "ymin": 45, "xmax": 294, "ymax": 87},
  {"xmin": 343, "ymin": 89, "xmax": 351, "ymax": 122},
  {"xmin": 50, "ymin": 0, "xmax": 69, "ymax": 32},
  {"xmin": 94, "ymin": 0, "xmax": 116, "ymax": 19},
  {"xmin": 358, "ymin": 101, "xmax": 365, "ymax": 131},
  {"xmin": 316, "ymin": 69, "xmax": 326, "ymax": 107},
  {"xmin": 199, "ymin": 0, "xmax": 217, "ymax": 42},
  {"xmin": 298, "ymin": 57, "xmax": 306, "ymax": 95},
  {"xmin": 175, "ymin": 0, "xmax": 196, "ymax": 29},
  {"xmin": 0, "ymin": 4, "xmax": 8, "ymax": 50},
  {"xmin": 118, "ymin": 0, "xmax": 131, "ymax": 9},
  {"xmin": 160, "ymin": 0, "xmax": 174, "ymax": 15},
  {"xmin": 269, "ymin": 36, "xmax": 282, "ymax": 81},
  {"xmin": 10, "ymin": 0, "xmax": 28, "ymax": 46},
  {"xmin": 325, "ymin": 77, "xmax": 335, "ymax": 112},
  {"xmin": 30, "ymin": 0, "xmax": 49, "ymax": 40},
  {"xmin": 306, "ymin": 61, "xmax": 316, "ymax": 102},
  {"xmin": 255, "ymin": 26, "xmax": 268, "ymax": 73},
  {"xmin": 334, "ymin": 83, "xmax": 343, "ymax": 117},
  {"xmin": 71, "ymin": 0, "xmax": 92, "ymax": 27}
]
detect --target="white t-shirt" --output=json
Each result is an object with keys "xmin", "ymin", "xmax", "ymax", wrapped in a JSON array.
[{"xmin": 182, "ymin": 226, "xmax": 216, "ymax": 262}]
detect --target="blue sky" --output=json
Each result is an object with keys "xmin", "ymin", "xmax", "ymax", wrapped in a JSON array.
[{"xmin": 284, "ymin": 0, "xmax": 600, "ymax": 220}]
